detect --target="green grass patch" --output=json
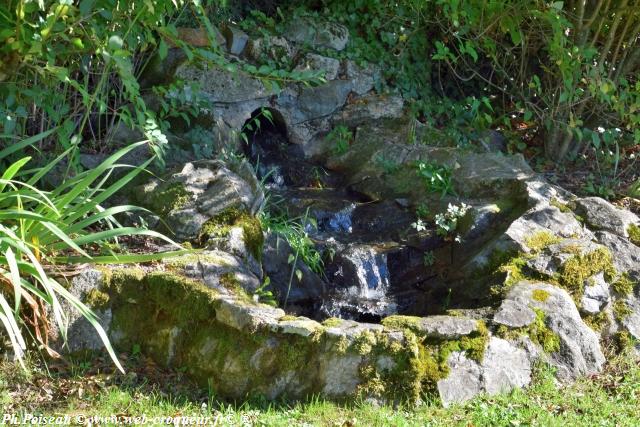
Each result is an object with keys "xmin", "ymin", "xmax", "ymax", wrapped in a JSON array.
[{"xmin": 3, "ymin": 352, "xmax": 640, "ymax": 426}]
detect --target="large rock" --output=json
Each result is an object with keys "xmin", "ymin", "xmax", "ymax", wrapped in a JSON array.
[
  {"xmin": 134, "ymin": 160, "xmax": 264, "ymax": 241},
  {"xmin": 343, "ymin": 60, "xmax": 379, "ymax": 95},
  {"xmin": 177, "ymin": 64, "xmax": 276, "ymax": 104},
  {"xmin": 261, "ymin": 232, "xmax": 326, "ymax": 311},
  {"xmin": 294, "ymin": 53, "xmax": 340, "ymax": 80},
  {"xmin": 594, "ymin": 231, "xmax": 640, "ymax": 281},
  {"xmin": 496, "ymin": 281, "xmax": 605, "ymax": 380},
  {"xmin": 437, "ymin": 337, "xmax": 532, "ymax": 407},
  {"xmin": 574, "ymin": 197, "xmax": 640, "ymax": 238},
  {"xmin": 285, "ymin": 18, "xmax": 349, "ymax": 51}
]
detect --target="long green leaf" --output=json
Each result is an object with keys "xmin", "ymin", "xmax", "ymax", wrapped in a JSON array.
[
  {"xmin": 54, "ymin": 249, "xmax": 192, "ymax": 264},
  {"xmin": 62, "ymin": 158, "xmax": 154, "ymax": 225},
  {"xmin": 55, "ymin": 141, "xmax": 148, "ymax": 210},
  {"xmin": 63, "ymin": 205, "xmax": 149, "ymax": 235},
  {"xmin": 5, "ymin": 247, "xmax": 22, "ymax": 314},
  {"xmin": 0, "ymin": 157, "xmax": 31, "ymax": 193},
  {"xmin": 53, "ymin": 227, "xmax": 182, "ymax": 251},
  {"xmin": 47, "ymin": 277, "xmax": 124, "ymax": 374},
  {"xmin": 0, "ymin": 128, "xmax": 56, "ymax": 161}
]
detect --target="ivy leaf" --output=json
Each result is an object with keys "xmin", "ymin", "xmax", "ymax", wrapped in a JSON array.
[{"xmin": 295, "ymin": 269, "xmax": 303, "ymax": 282}]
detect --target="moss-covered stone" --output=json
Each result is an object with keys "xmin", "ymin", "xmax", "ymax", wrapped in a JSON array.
[
  {"xmin": 525, "ymin": 231, "xmax": 561, "ymax": 253},
  {"xmin": 219, "ymin": 272, "xmax": 252, "ymax": 302},
  {"xmin": 498, "ymin": 308, "xmax": 560, "ymax": 354},
  {"xmin": 550, "ymin": 198, "xmax": 573, "ymax": 213},
  {"xmin": 628, "ymin": 224, "xmax": 640, "ymax": 246},
  {"xmin": 84, "ymin": 288, "xmax": 110, "ymax": 309},
  {"xmin": 354, "ymin": 330, "xmax": 378, "ymax": 355},
  {"xmin": 381, "ymin": 315, "xmax": 422, "ymax": 334},
  {"xmin": 164, "ymin": 252, "xmax": 231, "ymax": 270},
  {"xmin": 322, "ymin": 317, "xmax": 343, "ymax": 328},
  {"xmin": 557, "ymin": 247, "xmax": 616, "ymax": 299},
  {"xmin": 198, "ymin": 207, "xmax": 264, "ymax": 260},
  {"xmin": 144, "ymin": 182, "xmax": 192, "ymax": 217},
  {"xmin": 376, "ymin": 316, "xmax": 489, "ymax": 401}
]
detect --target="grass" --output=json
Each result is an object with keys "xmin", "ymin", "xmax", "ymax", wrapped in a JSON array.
[{"xmin": 2, "ymin": 350, "xmax": 640, "ymax": 426}]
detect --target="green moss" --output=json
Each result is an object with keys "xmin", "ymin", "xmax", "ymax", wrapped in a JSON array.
[
  {"xmin": 84, "ymin": 288, "xmax": 110, "ymax": 309},
  {"xmin": 357, "ymin": 365, "xmax": 386, "ymax": 397},
  {"xmin": 612, "ymin": 273, "xmax": 636, "ymax": 296},
  {"xmin": 240, "ymin": 215, "xmax": 264, "ymax": 261},
  {"xmin": 496, "ymin": 256, "xmax": 529, "ymax": 291},
  {"xmin": 354, "ymin": 330, "xmax": 378, "ymax": 355},
  {"xmin": 147, "ymin": 182, "xmax": 192, "ymax": 216},
  {"xmin": 322, "ymin": 317, "xmax": 343, "ymax": 328},
  {"xmin": 104, "ymin": 269, "xmax": 219, "ymax": 333},
  {"xmin": 498, "ymin": 308, "xmax": 560, "ymax": 354},
  {"xmin": 164, "ymin": 252, "xmax": 230, "ymax": 269},
  {"xmin": 532, "ymin": 289, "xmax": 550, "ymax": 302},
  {"xmin": 381, "ymin": 315, "xmax": 422, "ymax": 334},
  {"xmin": 335, "ymin": 336, "xmax": 349, "ymax": 354},
  {"xmin": 219, "ymin": 272, "xmax": 252, "ymax": 302},
  {"xmin": 550, "ymin": 198, "xmax": 573, "ymax": 213},
  {"xmin": 418, "ymin": 320, "xmax": 490, "ymax": 390},
  {"xmin": 445, "ymin": 309, "xmax": 464, "ymax": 317},
  {"xmin": 613, "ymin": 299, "xmax": 632, "ymax": 322},
  {"xmin": 583, "ymin": 312, "xmax": 609, "ymax": 332},
  {"xmin": 525, "ymin": 231, "xmax": 561, "ymax": 253},
  {"xmin": 557, "ymin": 247, "xmax": 616, "ymax": 299},
  {"xmin": 198, "ymin": 208, "xmax": 264, "ymax": 260},
  {"xmin": 628, "ymin": 224, "xmax": 640, "ymax": 246}
]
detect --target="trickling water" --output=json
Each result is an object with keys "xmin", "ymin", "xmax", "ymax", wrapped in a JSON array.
[
  {"xmin": 243, "ymin": 109, "xmax": 448, "ymax": 321},
  {"xmin": 325, "ymin": 203, "xmax": 356, "ymax": 234}
]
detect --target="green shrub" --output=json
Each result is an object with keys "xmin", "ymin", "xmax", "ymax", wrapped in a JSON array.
[{"xmin": 0, "ymin": 133, "xmax": 183, "ymax": 370}]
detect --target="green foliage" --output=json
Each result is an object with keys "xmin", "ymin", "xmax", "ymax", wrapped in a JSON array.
[
  {"xmin": 0, "ymin": 133, "xmax": 181, "ymax": 370},
  {"xmin": 260, "ymin": 210, "xmax": 323, "ymax": 275},
  {"xmin": 239, "ymin": 107, "xmax": 274, "ymax": 146},
  {"xmin": 415, "ymin": 161, "xmax": 455, "ymax": 197},
  {"xmin": 428, "ymin": 0, "xmax": 640, "ymax": 173},
  {"xmin": 423, "ymin": 251, "xmax": 436, "ymax": 267},
  {"xmin": 0, "ymin": 0, "xmax": 210, "ymax": 161},
  {"xmin": 326, "ymin": 125, "xmax": 352, "ymax": 155}
]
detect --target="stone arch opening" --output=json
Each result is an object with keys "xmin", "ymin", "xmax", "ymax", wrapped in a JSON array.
[{"xmin": 241, "ymin": 107, "xmax": 315, "ymax": 188}]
